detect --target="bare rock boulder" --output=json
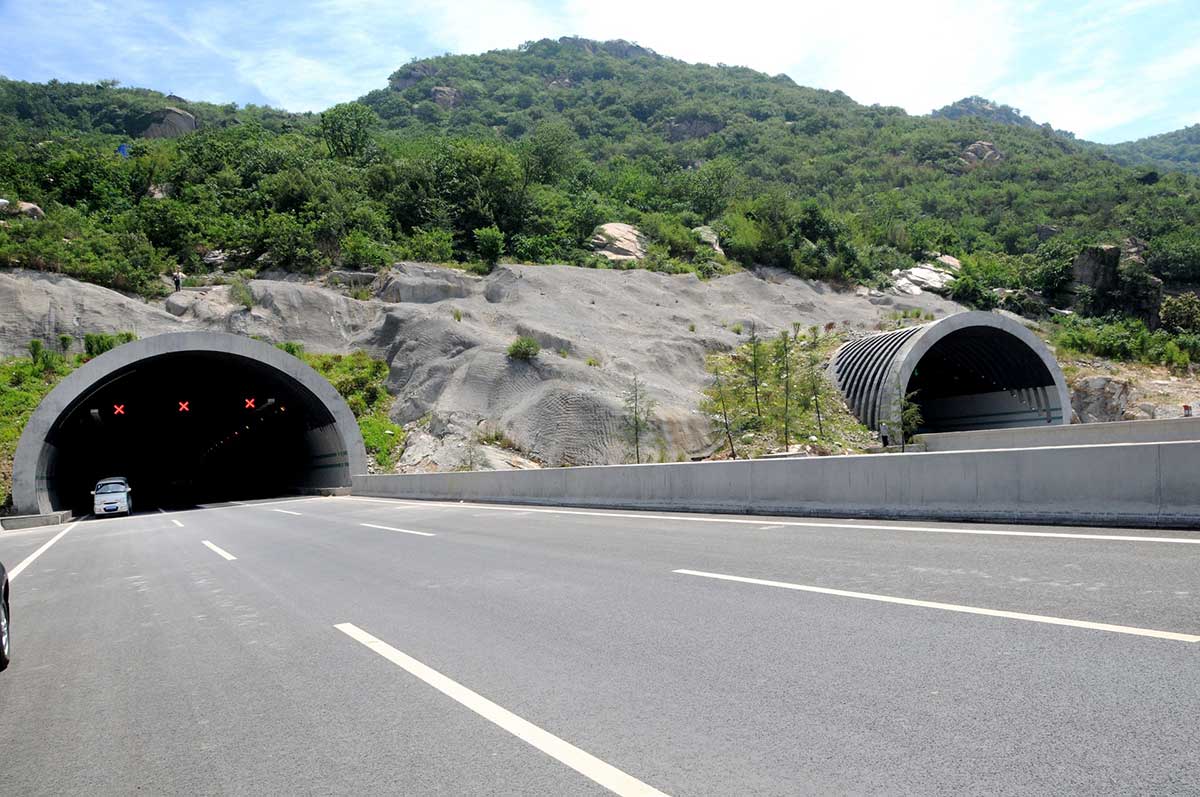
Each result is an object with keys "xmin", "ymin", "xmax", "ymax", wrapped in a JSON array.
[
  {"xmin": 430, "ymin": 86, "xmax": 462, "ymax": 109},
  {"xmin": 692, "ymin": 226, "xmax": 724, "ymax": 256},
  {"xmin": 140, "ymin": 107, "xmax": 197, "ymax": 139},
  {"xmin": 1, "ymin": 200, "xmax": 44, "ymax": 220},
  {"xmin": 589, "ymin": 223, "xmax": 648, "ymax": 262},
  {"xmin": 957, "ymin": 141, "xmax": 1005, "ymax": 170}
]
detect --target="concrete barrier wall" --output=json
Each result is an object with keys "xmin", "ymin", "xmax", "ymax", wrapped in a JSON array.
[
  {"xmin": 918, "ymin": 416, "xmax": 1200, "ymax": 452},
  {"xmin": 354, "ymin": 441, "xmax": 1200, "ymax": 529}
]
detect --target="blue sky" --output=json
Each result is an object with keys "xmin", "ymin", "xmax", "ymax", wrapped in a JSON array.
[{"xmin": 1, "ymin": 0, "xmax": 1197, "ymax": 143}]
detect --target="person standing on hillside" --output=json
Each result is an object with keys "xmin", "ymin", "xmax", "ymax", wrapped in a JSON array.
[{"xmin": 172, "ymin": 267, "xmax": 185, "ymax": 293}]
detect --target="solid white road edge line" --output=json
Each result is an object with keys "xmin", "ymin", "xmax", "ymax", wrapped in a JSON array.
[
  {"xmin": 334, "ymin": 623, "xmax": 668, "ymax": 797},
  {"xmin": 271, "ymin": 509, "xmax": 303, "ymax": 516},
  {"xmin": 201, "ymin": 540, "xmax": 237, "ymax": 561},
  {"xmin": 673, "ymin": 569, "xmax": 1200, "ymax": 643},
  {"xmin": 170, "ymin": 519, "xmax": 184, "ymax": 528},
  {"xmin": 359, "ymin": 523, "xmax": 435, "ymax": 537},
  {"xmin": 8, "ymin": 522, "xmax": 78, "ymax": 581},
  {"xmin": 341, "ymin": 497, "xmax": 1200, "ymax": 545}
]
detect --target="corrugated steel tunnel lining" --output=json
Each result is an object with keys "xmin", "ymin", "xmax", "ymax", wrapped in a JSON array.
[{"xmin": 831, "ymin": 311, "xmax": 1070, "ymax": 435}]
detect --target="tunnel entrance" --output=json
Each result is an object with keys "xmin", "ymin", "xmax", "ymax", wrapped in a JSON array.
[
  {"xmin": 830, "ymin": 311, "xmax": 1070, "ymax": 436},
  {"xmin": 14, "ymin": 333, "xmax": 366, "ymax": 516},
  {"xmin": 904, "ymin": 327, "xmax": 1062, "ymax": 433}
]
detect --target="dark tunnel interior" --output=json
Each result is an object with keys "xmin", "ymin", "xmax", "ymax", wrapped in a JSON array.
[
  {"xmin": 44, "ymin": 352, "xmax": 339, "ymax": 513},
  {"xmin": 905, "ymin": 327, "xmax": 1062, "ymax": 433}
]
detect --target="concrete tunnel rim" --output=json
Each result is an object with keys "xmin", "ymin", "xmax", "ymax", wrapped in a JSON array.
[
  {"xmin": 13, "ymin": 331, "xmax": 368, "ymax": 515},
  {"xmin": 831, "ymin": 311, "xmax": 1071, "ymax": 433}
]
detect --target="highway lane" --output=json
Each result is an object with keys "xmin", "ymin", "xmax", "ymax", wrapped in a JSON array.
[{"xmin": 0, "ymin": 498, "xmax": 1197, "ymax": 795}]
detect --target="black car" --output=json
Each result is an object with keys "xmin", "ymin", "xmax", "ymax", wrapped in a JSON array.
[{"xmin": 0, "ymin": 560, "xmax": 9, "ymax": 671}]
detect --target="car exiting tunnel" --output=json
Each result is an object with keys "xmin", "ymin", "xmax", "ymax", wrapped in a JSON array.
[
  {"xmin": 13, "ymin": 332, "xmax": 367, "ymax": 516},
  {"xmin": 830, "ymin": 311, "xmax": 1070, "ymax": 436}
]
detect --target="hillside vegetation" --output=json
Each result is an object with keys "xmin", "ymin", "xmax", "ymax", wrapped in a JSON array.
[{"xmin": 1, "ymin": 38, "xmax": 1198, "ymax": 320}]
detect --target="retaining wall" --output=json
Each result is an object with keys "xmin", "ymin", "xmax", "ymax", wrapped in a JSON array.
[
  {"xmin": 354, "ymin": 440, "xmax": 1200, "ymax": 529},
  {"xmin": 918, "ymin": 416, "xmax": 1200, "ymax": 452}
]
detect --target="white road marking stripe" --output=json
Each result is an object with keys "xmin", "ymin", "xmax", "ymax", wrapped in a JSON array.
[
  {"xmin": 271, "ymin": 509, "xmax": 303, "ymax": 516},
  {"xmin": 342, "ymin": 497, "xmax": 1200, "ymax": 545},
  {"xmin": 201, "ymin": 540, "xmax": 237, "ymax": 561},
  {"xmin": 157, "ymin": 508, "xmax": 167, "ymax": 514},
  {"xmin": 9, "ymin": 522, "xmax": 78, "ymax": 581},
  {"xmin": 334, "ymin": 623, "xmax": 668, "ymax": 796},
  {"xmin": 359, "ymin": 523, "xmax": 435, "ymax": 537},
  {"xmin": 673, "ymin": 569, "xmax": 1200, "ymax": 643},
  {"xmin": 170, "ymin": 519, "xmax": 184, "ymax": 528}
]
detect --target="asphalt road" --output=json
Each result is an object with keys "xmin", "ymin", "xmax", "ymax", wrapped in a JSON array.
[{"xmin": 1, "ymin": 497, "xmax": 1197, "ymax": 795}]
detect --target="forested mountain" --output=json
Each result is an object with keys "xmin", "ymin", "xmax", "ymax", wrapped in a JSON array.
[
  {"xmin": 1, "ymin": 37, "xmax": 1198, "ymax": 308},
  {"xmin": 1106, "ymin": 124, "xmax": 1200, "ymax": 176}
]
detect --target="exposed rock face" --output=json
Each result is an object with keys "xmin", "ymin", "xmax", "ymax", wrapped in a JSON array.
[
  {"xmin": 957, "ymin": 141, "xmax": 1005, "ymax": 170},
  {"xmin": 1036, "ymin": 224, "xmax": 1062, "ymax": 241},
  {"xmin": 934, "ymin": 254, "xmax": 961, "ymax": 270},
  {"xmin": 1071, "ymin": 244, "xmax": 1120, "ymax": 296},
  {"xmin": 589, "ymin": 223, "xmax": 648, "ymax": 262},
  {"xmin": 0, "ymin": 265, "xmax": 962, "ymax": 469},
  {"xmin": 376, "ymin": 262, "xmax": 474, "ymax": 302},
  {"xmin": 145, "ymin": 184, "xmax": 170, "ymax": 200},
  {"xmin": 1071, "ymin": 376, "xmax": 1139, "ymax": 423},
  {"xmin": 665, "ymin": 116, "xmax": 723, "ymax": 141},
  {"xmin": 430, "ymin": 86, "xmax": 462, "ymax": 108},
  {"xmin": 692, "ymin": 226, "xmax": 723, "ymax": 255},
  {"xmin": 388, "ymin": 62, "xmax": 439, "ymax": 90},
  {"xmin": 140, "ymin": 107, "xmax": 197, "ymax": 139},
  {"xmin": 1070, "ymin": 240, "xmax": 1163, "ymax": 326}
]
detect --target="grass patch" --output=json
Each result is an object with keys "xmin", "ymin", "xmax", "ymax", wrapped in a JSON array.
[{"xmin": 277, "ymin": 343, "xmax": 406, "ymax": 470}]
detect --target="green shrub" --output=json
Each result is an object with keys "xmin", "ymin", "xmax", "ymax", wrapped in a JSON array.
[
  {"xmin": 340, "ymin": 229, "xmax": 392, "ymax": 271},
  {"xmin": 474, "ymin": 225, "xmax": 504, "ymax": 266},
  {"xmin": 1160, "ymin": 292, "xmax": 1200, "ymax": 333},
  {"xmin": 83, "ymin": 331, "xmax": 136, "ymax": 358},
  {"xmin": 228, "ymin": 275, "xmax": 254, "ymax": 309},
  {"xmin": 401, "ymin": 228, "xmax": 454, "ymax": 262},
  {"xmin": 507, "ymin": 336, "xmax": 540, "ymax": 360},
  {"xmin": 452, "ymin": 308, "xmax": 463, "ymax": 322},
  {"xmin": 586, "ymin": 356, "xmax": 600, "ymax": 367}
]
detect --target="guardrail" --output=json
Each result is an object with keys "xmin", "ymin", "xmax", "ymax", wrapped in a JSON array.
[{"xmin": 355, "ymin": 440, "xmax": 1200, "ymax": 529}]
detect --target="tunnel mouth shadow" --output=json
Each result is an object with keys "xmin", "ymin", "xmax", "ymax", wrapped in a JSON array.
[{"xmin": 14, "ymin": 333, "xmax": 366, "ymax": 516}]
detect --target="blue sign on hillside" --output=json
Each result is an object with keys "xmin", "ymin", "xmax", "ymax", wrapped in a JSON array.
[{"xmin": 116, "ymin": 143, "xmax": 130, "ymax": 158}]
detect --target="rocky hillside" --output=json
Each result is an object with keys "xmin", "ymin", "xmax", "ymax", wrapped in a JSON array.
[{"xmin": 0, "ymin": 265, "xmax": 959, "ymax": 471}]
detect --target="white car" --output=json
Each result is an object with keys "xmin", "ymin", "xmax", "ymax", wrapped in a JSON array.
[{"xmin": 93, "ymin": 477, "xmax": 132, "ymax": 516}]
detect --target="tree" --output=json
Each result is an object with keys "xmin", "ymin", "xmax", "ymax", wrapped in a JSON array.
[
  {"xmin": 801, "ymin": 325, "xmax": 825, "ymax": 439},
  {"xmin": 745, "ymin": 322, "xmax": 765, "ymax": 423},
  {"xmin": 700, "ymin": 357, "xmax": 740, "ymax": 459},
  {"xmin": 622, "ymin": 374, "xmax": 657, "ymax": 464},
  {"xmin": 900, "ymin": 390, "xmax": 923, "ymax": 445},
  {"xmin": 320, "ymin": 102, "xmax": 377, "ymax": 158},
  {"xmin": 772, "ymin": 329, "xmax": 795, "ymax": 450}
]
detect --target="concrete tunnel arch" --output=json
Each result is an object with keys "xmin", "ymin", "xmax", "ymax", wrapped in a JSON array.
[
  {"xmin": 14, "ymin": 332, "xmax": 367, "ymax": 516},
  {"xmin": 830, "ymin": 311, "xmax": 1071, "ymax": 436}
]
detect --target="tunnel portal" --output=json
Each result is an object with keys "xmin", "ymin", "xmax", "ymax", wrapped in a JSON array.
[
  {"xmin": 830, "ymin": 311, "xmax": 1070, "ymax": 436},
  {"xmin": 14, "ymin": 333, "xmax": 366, "ymax": 515}
]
